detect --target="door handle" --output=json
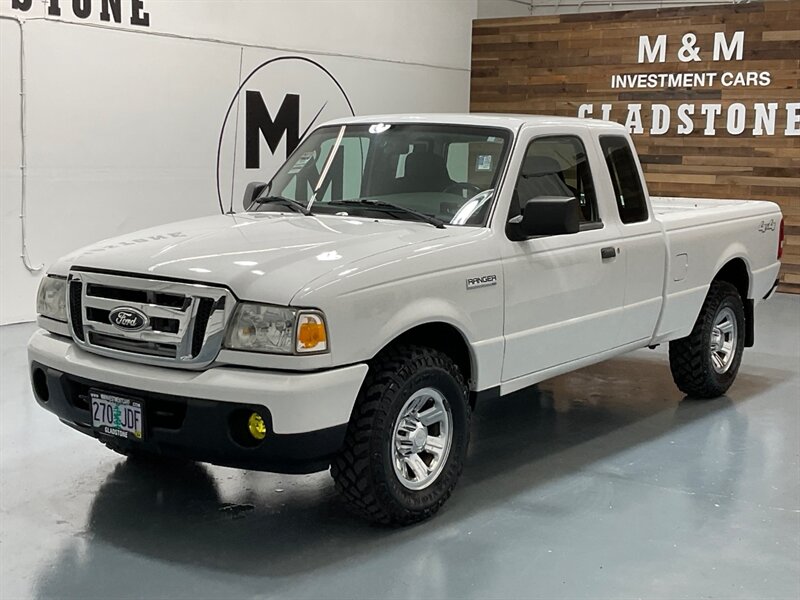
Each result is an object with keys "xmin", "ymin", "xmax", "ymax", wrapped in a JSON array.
[{"xmin": 601, "ymin": 246, "xmax": 617, "ymax": 260}]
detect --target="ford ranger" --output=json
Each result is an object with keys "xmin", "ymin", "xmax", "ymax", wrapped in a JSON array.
[{"xmin": 28, "ymin": 114, "xmax": 784, "ymax": 524}]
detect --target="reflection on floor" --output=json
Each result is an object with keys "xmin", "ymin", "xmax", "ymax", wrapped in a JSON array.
[{"xmin": 1, "ymin": 294, "xmax": 798, "ymax": 599}]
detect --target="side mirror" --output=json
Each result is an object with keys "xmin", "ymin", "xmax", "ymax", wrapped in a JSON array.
[
  {"xmin": 508, "ymin": 196, "xmax": 581, "ymax": 240},
  {"xmin": 242, "ymin": 181, "xmax": 267, "ymax": 212}
]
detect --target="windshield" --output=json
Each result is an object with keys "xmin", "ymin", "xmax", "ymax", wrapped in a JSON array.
[{"xmin": 251, "ymin": 123, "xmax": 513, "ymax": 227}]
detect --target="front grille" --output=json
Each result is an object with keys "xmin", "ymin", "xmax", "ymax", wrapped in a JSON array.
[
  {"xmin": 69, "ymin": 280, "xmax": 85, "ymax": 341},
  {"xmin": 150, "ymin": 317, "xmax": 180, "ymax": 334},
  {"xmin": 85, "ymin": 307, "xmax": 110, "ymax": 323},
  {"xmin": 89, "ymin": 332, "xmax": 178, "ymax": 358},
  {"xmin": 85, "ymin": 307, "xmax": 179, "ymax": 333},
  {"xmin": 192, "ymin": 298, "xmax": 216, "ymax": 357},
  {"xmin": 86, "ymin": 283, "xmax": 189, "ymax": 309},
  {"xmin": 67, "ymin": 271, "xmax": 234, "ymax": 368}
]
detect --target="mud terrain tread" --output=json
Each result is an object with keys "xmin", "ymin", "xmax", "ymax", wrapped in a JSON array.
[
  {"xmin": 669, "ymin": 281, "xmax": 744, "ymax": 399},
  {"xmin": 331, "ymin": 345, "xmax": 469, "ymax": 525}
]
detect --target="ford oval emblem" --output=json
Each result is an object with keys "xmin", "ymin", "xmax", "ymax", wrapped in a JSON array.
[{"xmin": 109, "ymin": 307, "xmax": 149, "ymax": 332}]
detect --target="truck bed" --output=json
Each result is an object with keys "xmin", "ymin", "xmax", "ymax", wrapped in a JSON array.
[
  {"xmin": 652, "ymin": 196, "xmax": 779, "ymax": 229},
  {"xmin": 649, "ymin": 196, "xmax": 782, "ymax": 345}
]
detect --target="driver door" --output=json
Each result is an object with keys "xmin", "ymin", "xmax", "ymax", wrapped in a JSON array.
[{"xmin": 500, "ymin": 128, "xmax": 626, "ymax": 386}]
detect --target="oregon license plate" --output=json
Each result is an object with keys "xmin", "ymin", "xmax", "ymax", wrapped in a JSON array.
[{"xmin": 90, "ymin": 390, "xmax": 144, "ymax": 441}]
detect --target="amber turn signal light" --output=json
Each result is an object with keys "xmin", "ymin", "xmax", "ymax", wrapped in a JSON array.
[{"xmin": 296, "ymin": 313, "xmax": 328, "ymax": 352}]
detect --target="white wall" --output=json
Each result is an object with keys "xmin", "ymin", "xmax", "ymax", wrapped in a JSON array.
[
  {"xmin": 478, "ymin": 0, "xmax": 531, "ymax": 18},
  {"xmin": 478, "ymin": 0, "xmax": 739, "ymax": 18},
  {"xmin": 0, "ymin": 0, "xmax": 477, "ymax": 324}
]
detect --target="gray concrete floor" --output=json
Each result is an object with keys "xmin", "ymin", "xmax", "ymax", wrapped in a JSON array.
[{"xmin": 1, "ymin": 295, "xmax": 799, "ymax": 600}]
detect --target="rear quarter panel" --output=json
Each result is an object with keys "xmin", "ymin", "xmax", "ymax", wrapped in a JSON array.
[{"xmin": 652, "ymin": 197, "xmax": 782, "ymax": 344}]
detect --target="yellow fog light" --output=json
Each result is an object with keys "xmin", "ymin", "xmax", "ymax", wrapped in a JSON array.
[{"xmin": 248, "ymin": 412, "xmax": 267, "ymax": 440}]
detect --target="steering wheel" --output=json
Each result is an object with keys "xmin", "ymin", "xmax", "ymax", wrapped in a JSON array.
[{"xmin": 443, "ymin": 182, "xmax": 483, "ymax": 199}]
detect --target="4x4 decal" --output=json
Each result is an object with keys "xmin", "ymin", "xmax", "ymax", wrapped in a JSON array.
[{"xmin": 758, "ymin": 219, "xmax": 777, "ymax": 233}]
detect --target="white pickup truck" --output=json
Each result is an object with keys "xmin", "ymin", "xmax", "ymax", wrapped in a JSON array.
[{"xmin": 29, "ymin": 114, "xmax": 784, "ymax": 524}]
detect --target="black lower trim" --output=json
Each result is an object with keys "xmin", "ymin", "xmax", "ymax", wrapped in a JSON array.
[
  {"xmin": 744, "ymin": 298, "xmax": 755, "ymax": 348},
  {"xmin": 29, "ymin": 362, "xmax": 346, "ymax": 474},
  {"xmin": 470, "ymin": 385, "xmax": 500, "ymax": 409}
]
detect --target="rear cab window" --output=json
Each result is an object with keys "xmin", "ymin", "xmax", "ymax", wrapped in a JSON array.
[{"xmin": 599, "ymin": 136, "xmax": 649, "ymax": 224}]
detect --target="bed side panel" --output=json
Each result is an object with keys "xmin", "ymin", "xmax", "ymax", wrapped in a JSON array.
[{"xmin": 652, "ymin": 199, "xmax": 782, "ymax": 344}]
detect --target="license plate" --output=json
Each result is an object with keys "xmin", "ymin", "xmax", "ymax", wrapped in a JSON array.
[{"xmin": 91, "ymin": 390, "xmax": 144, "ymax": 441}]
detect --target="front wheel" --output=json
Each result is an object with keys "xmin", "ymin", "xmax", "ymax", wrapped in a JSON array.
[
  {"xmin": 331, "ymin": 345, "xmax": 470, "ymax": 525},
  {"xmin": 669, "ymin": 281, "xmax": 746, "ymax": 399}
]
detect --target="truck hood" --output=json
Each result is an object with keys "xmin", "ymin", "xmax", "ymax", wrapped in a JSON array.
[{"xmin": 54, "ymin": 212, "xmax": 453, "ymax": 305}]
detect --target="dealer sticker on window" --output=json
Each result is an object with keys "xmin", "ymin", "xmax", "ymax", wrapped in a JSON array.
[{"xmin": 476, "ymin": 155, "xmax": 493, "ymax": 171}]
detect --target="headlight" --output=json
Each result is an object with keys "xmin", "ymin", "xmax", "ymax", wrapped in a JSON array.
[
  {"xmin": 224, "ymin": 303, "xmax": 328, "ymax": 354},
  {"xmin": 36, "ymin": 276, "xmax": 67, "ymax": 322}
]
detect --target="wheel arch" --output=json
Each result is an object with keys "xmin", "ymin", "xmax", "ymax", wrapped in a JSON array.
[
  {"xmin": 712, "ymin": 257, "xmax": 754, "ymax": 347},
  {"xmin": 713, "ymin": 257, "xmax": 751, "ymax": 300},
  {"xmin": 373, "ymin": 321, "xmax": 477, "ymax": 406}
]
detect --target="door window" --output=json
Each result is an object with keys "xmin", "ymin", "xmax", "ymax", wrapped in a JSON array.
[
  {"xmin": 510, "ymin": 135, "xmax": 600, "ymax": 225},
  {"xmin": 600, "ymin": 136, "xmax": 649, "ymax": 224}
]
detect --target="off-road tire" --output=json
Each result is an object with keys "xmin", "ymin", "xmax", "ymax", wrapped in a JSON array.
[
  {"xmin": 669, "ymin": 281, "xmax": 745, "ymax": 399},
  {"xmin": 331, "ymin": 345, "xmax": 470, "ymax": 525}
]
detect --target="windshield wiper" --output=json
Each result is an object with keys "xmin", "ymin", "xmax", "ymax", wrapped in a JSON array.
[
  {"xmin": 332, "ymin": 200, "xmax": 445, "ymax": 229},
  {"xmin": 252, "ymin": 195, "xmax": 311, "ymax": 216}
]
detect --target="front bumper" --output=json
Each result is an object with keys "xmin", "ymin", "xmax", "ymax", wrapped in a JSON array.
[{"xmin": 28, "ymin": 330, "xmax": 369, "ymax": 473}]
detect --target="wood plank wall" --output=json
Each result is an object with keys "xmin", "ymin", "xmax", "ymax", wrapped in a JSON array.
[{"xmin": 471, "ymin": 0, "xmax": 800, "ymax": 293}]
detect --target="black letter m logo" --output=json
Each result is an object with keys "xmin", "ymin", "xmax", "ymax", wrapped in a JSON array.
[{"xmin": 245, "ymin": 92, "xmax": 299, "ymax": 169}]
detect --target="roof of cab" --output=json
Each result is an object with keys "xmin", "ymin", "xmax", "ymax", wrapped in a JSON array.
[{"xmin": 321, "ymin": 113, "xmax": 626, "ymax": 132}]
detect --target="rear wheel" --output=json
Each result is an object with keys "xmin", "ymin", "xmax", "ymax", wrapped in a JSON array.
[
  {"xmin": 669, "ymin": 281, "xmax": 745, "ymax": 399},
  {"xmin": 331, "ymin": 345, "xmax": 470, "ymax": 525}
]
